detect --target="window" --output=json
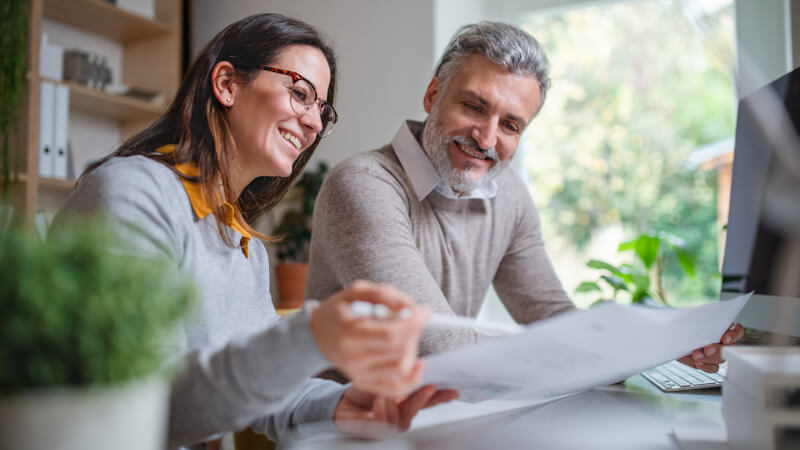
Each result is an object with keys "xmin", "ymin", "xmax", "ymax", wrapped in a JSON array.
[{"xmin": 517, "ymin": 0, "xmax": 736, "ymax": 307}]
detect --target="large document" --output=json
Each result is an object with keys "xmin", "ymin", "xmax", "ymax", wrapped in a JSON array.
[{"xmin": 423, "ymin": 293, "xmax": 752, "ymax": 402}]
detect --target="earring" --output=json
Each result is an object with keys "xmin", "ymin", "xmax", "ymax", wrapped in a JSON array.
[{"xmin": 226, "ymin": 97, "xmax": 232, "ymax": 105}]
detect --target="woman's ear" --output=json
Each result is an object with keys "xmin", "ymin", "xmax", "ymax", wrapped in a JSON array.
[{"xmin": 211, "ymin": 61, "xmax": 236, "ymax": 108}]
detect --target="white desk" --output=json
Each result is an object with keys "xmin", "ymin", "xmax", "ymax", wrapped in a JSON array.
[
  {"xmin": 282, "ymin": 376, "xmax": 728, "ymax": 450},
  {"xmin": 405, "ymin": 375, "xmax": 725, "ymax": 450}
]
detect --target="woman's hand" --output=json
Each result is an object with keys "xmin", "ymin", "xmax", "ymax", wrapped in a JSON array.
[
  {"xmin": 334, "ymin": 384, "xmax": 459, "ymax": 434},
  {"xmin": 309, "ymin": 280, "xmax": 431, "ymax": 398}
]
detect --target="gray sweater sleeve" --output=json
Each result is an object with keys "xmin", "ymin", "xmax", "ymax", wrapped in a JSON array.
[
  {"xmin": 307, "ymin": 163, "xmax": 479, "ymax": 355},
  {"xmin": 492, "ymin": 175, "xmax": 575, "ymax": 323},
  {"xmin": 56, "ymin": 158, "xmax": 345, "ymax": 447},
  {"xmin": 167, "ymin": 310, "xmax": 346, "ymax": 446},
  {"xmin": 247, "ymin": 377, "xmax": 347, "ymax": 440}
]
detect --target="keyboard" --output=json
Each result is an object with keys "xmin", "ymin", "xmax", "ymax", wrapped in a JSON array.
[{"xmin": 641, "ymin": 360, "xmax": 726, "ymax": 392}]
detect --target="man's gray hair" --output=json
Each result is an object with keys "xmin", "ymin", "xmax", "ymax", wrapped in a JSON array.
[{"xmin": 434, "ymin": 21, "xmax": 551, "ymax": 109}]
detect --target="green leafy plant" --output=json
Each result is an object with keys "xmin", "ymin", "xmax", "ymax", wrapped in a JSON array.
[
  {"xmin": 576, "ymin": 231, "xmax": 698, "ymax": 306},
  {"xmin": 0, "ymin": 1, "xmax": 28, "ymax": 196},
  {"xmin": 0, "ymin": 217, "xmax": 196, "ymax": 393},
  {"xmin": 273, "ymin": 161, "xmax": 328, "ymax": 262}
]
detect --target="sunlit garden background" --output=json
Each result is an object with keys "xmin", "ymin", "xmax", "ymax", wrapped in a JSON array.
[{"xmin": 517, "ymin": 0, "xmax": 736, "ymax": 308}]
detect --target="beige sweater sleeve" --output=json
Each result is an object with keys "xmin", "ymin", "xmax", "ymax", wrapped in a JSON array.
[{"xmin": 492, "ymin": 174, "xmax": 576, "ymax": 323}]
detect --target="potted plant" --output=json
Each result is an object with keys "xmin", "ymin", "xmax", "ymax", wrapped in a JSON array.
[
  {"xmin": 272, "ymin": 161, "xmax": 328, "ymax": 309},
  {"xmin": 0, "ymin": 0, "xmax": 28, "ymax": 196},
  {"xmin": 575, "ymin": 230, "xmax": 698, "ymax": 306},
  {"xmin": 0, "ymin": 217, "xmax": 195, "ymax": 450}
]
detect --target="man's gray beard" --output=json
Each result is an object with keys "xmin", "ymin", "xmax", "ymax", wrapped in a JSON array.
[{"xmin": 421, "ymin": 102, "xmax": 511, "ymax": 193}]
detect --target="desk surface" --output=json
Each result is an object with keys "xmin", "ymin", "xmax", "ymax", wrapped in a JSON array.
[
  {"xmin": 409, "ymin": 375, "xmax": 725, "ymax": 449},
  {"xmin": 285, "ymin": 376, "xmax": 727, "ymax": 450}
]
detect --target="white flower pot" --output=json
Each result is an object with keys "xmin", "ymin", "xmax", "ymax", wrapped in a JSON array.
[{"xmin": 0, "ymin": 377, "xmax": 168, "ymax": 450}]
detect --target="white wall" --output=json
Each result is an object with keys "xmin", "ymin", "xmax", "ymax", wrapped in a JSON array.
[
  {"xmin": 433, "ymin": 0, "xmax": 490, "ymax": 64},
  {"xmin": 191, "ymin": 0, "xmax": 435, "ymax": 169}
]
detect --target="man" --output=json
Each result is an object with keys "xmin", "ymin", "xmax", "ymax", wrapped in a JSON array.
[{"xmin": 307, "ymin": 22, "xmax": 741, "ymax": 371}]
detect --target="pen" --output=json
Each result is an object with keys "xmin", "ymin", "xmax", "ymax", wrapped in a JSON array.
[{"xmin": 348, "ymin": 300, "xmax": 526, "ymax": 336}]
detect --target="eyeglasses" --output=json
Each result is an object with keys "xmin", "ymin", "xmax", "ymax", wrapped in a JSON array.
[{"xmin": 260, "ymin": 66, "xmax": 338, "ymax": 138}]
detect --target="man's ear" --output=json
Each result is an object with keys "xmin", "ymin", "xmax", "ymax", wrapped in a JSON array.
[
  {"xmin": 422, "ymin": 77, "xmax": 440, "ymax": 113},
  {"xmin": 211, "ymin": 61, "xmax": 237, "ymax": 107}
]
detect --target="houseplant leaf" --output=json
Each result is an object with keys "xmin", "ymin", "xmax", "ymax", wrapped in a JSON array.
[
  {"xmin": 600, "ymin": 274, "xmax": 628, "ymax": 292},
  {"xmin": 575, "ymin": 281, "xmax": 602, "ymax": 293},
  {"xmin": 618, "ymin": 239, "xmax": 637, "ymax": 252},
  {"xmin": 633, "ymin": 234, "xmax": 660, "ymax": 270},
  {"xmin": 586, "ymin": 259, "xmax": 620, "ymax": 276},
  {"xmin": 675, "ymin": 248, "xmax": 696, "ymax": 277}
]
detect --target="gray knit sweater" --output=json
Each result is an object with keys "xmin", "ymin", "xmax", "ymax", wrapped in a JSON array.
[
  {"xmin": 307, "ymin": 124, "xmax": 575, "ymax": 356},
  {"xmin": 56, "ymin": 155, "xmax": 345, "ymax": 448}
]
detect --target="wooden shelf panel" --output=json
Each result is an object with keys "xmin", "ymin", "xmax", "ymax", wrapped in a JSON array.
[
  {"xmin": 43, "ymin": 0, "xmax": 171, "ymax": 43},
  {"xmin": 41, "ymin": 77, "xmax": 165, "ymax": 121},
  {"xmin": 16, "ymin": 173, "xmax": 76, "ymax": 190},
  {"xmin": 38, "ymin": 177, "xmax": 76, "ymax": 191},
  {"xmin": 9, "ymin": 173, "xmax": 30, "ymax": 184}
]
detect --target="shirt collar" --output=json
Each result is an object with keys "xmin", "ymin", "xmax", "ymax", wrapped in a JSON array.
[
  {"xmin": 391, "ymin": 121, "xmax": 440, "ymax": 201},
  {"xmin": 156, "ymin": 144, "xmax": 251, "ymax": 258},
  {"xmin": 391, "ymin": 120, "xmax": 499, "ymax": 201}
]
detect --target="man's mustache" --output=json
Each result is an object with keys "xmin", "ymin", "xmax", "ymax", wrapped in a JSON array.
[{"xmin": 451, "ymin": 135, "xmax": 499, "ymax": 162}]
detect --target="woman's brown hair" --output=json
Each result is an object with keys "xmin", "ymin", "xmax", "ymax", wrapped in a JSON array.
[{"xmin": 80, "ymin": 13, "xmax": 337, "ymax": 245}]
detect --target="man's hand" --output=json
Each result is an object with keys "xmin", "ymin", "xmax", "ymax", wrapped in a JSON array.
[
  {"xmin": 334, "ymin": 384, "xmax": 459, "ymax": 435},
  {"xmin": 309, "ymin": 280, "xmax": 431, "ymax": 398},
  {"xmin": 677, "ymin": 322, "xmax": 745, "ymax": 373}
]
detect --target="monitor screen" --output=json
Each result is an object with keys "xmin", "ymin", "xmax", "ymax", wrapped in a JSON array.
[{"xmin": 721, "ymin": 66, "xmax": 800, "ymax": 338}]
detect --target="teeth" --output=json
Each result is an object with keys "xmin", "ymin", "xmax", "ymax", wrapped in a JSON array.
[
  {"xmin": 280, "ymin": 131, "xmax": 301, "ymax": 150},
  {"xmin": 457, "ymin": 142, "xmax": 487, "ymax": 160}
]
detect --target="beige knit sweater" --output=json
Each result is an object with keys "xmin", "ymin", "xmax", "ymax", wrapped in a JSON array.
[{"xmin": 307, "ymin": 128, "xmax": 574, "ymax": 356}]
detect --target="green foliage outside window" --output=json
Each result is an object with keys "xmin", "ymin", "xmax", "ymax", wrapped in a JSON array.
[
  {"xmin": 0, "ymin": 218, "xmax": 196, "ymax": 393},
  {"xmin": 576, "ymin": 231, "xmax": 701, "ymax": 306},
  {"xmin": 521, "ymin": 0, "xmax": 734, "ymax": 304}
]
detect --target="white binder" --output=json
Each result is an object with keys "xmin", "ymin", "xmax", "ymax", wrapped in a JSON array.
[
  {"xmin": 52, "ymin": 84, "xmax": 70, "ymax": 180},
  {"xmin": 38, "ymin": 81, "xmax": 55, "ymax": 178},
  {"xmin": 39, "ymin": 33, "xmax": 63, "ymax": 81},
  {"xmin": 116, "ymin": 0, "xmax": 155, "ymax": 19}
]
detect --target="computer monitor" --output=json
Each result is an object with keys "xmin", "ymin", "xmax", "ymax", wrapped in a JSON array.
[{"xmin": 721, "ymin": 65, "xmax": 800, "ymax": 338}]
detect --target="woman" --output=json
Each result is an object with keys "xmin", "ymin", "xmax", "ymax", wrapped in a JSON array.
[{"xmin": 57, "ymin": 13, "xmax": 456, "ymax": 448}]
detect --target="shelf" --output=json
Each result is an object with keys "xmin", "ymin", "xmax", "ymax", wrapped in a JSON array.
[
  {"xmin": 38, "ymin": 177, "xmax": 76, "ymax": 190},
  {"xmin": 9, "ymin": 173, "xmax": 30, "ymax": 184},
  {"xmin": 43, "ymin": 0, "xmax": 171, "ymax": 43},
  {"xmin": 41, "ymin": 77, "xmax": 165, "ymax": 121},
  {"xmin": 16, "ymin": 0, "xmax": 182, "ymax": 225},
  {"xmin": 16, "ymin": 173, "xmax": 76, "ymax": 190}
]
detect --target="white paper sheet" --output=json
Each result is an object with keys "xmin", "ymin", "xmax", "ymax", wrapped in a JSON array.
[{"xmin": 423, "ymin": 293, "xmax": 752, "ymax": 402}]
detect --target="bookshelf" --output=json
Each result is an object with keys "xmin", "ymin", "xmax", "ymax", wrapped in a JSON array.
[
  {"xmin": 42, "ymin": 0, "xmax": 172, "ymax": 42},
  {"xmin": 6, "ymin": 0, "xmax": 182, "ymax": 226},
  {"xmin": 41, "ymin": 77, "xmax": 166, "ymax": 120}
]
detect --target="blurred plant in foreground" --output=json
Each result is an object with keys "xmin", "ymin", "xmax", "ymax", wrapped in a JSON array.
[{"xmin": 0, "ymin": 217, "xmax": 196, "ymax": 393}]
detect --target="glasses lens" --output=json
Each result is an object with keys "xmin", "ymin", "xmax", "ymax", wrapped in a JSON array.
[
  {"xmin": 288, "ymin": 79, "xmax": 316, "ymax": 114},
  {"xmin": 319, "ymin": 104, "xmax": 337, "ymax": 138},
  {"xmin": 286, "ymin": 78, "xmax": 337, "ymax": 138}
]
